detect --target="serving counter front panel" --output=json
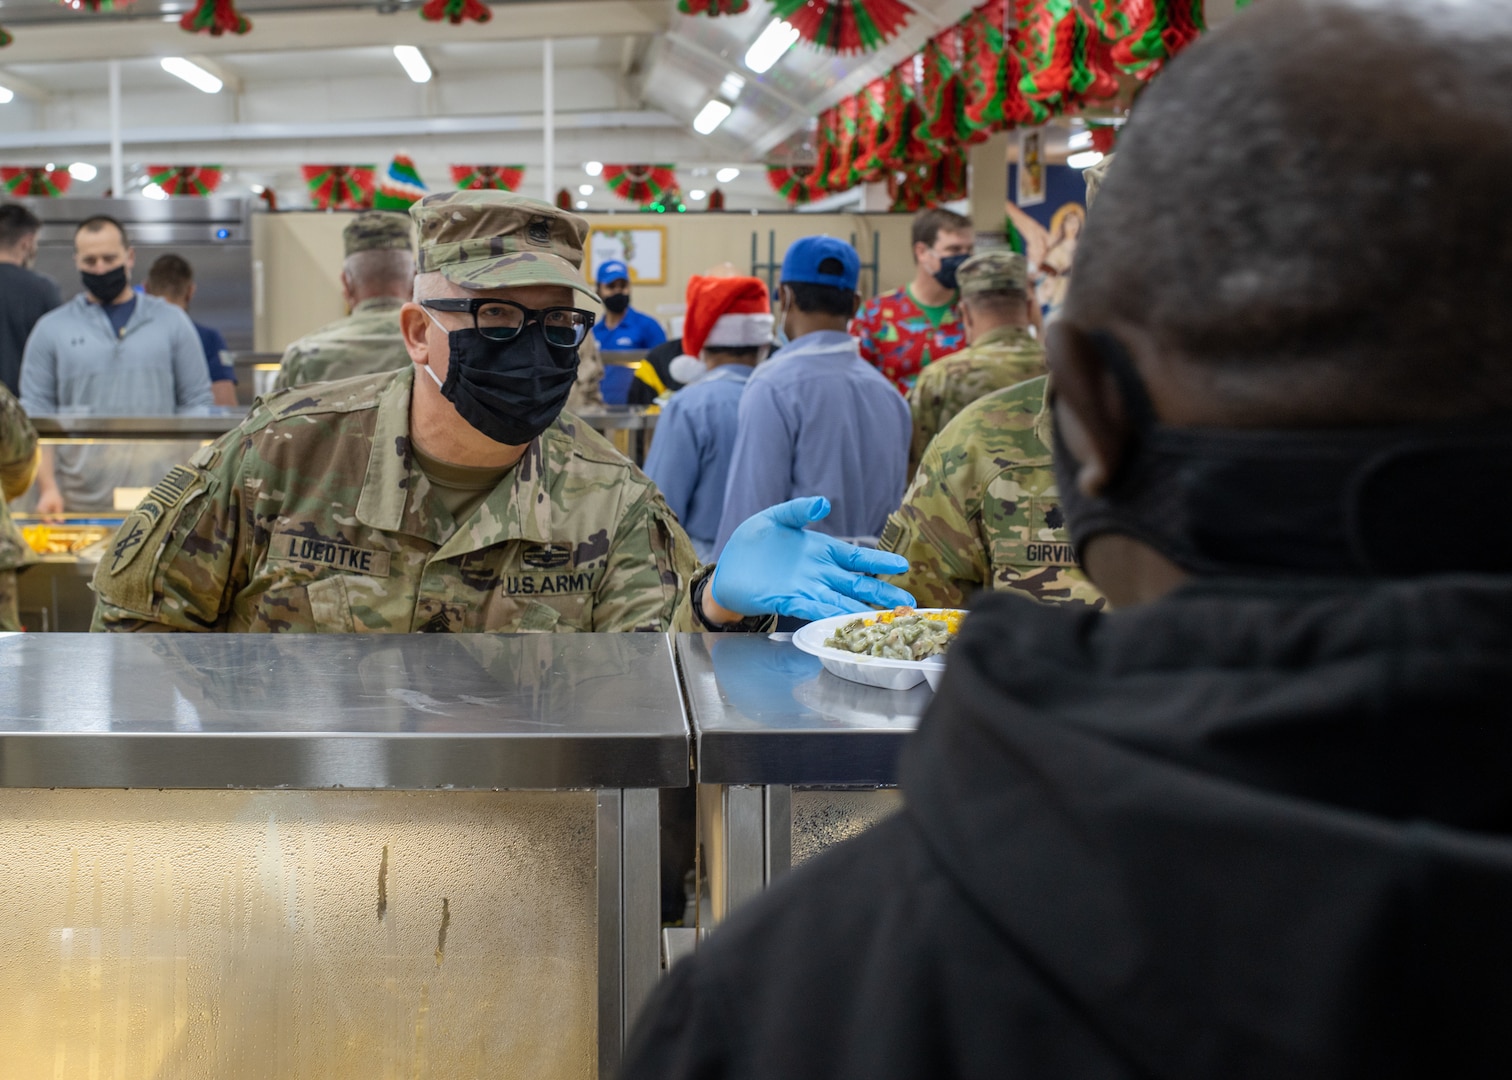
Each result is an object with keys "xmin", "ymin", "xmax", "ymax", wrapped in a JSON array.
[{"xmin": 0, "ymin": 633, "xmax": 686, "ymax": 1077}]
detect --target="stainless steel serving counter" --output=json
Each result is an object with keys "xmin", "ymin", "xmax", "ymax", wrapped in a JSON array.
[
  {"xmin": 0, "ymin": 632, "xmax": 685, "ymax": 1077},
  {"xmin": 677, "ymin": 633, "xmax": 929, "ymax": 922},
  {"xmin": 29, "ymin": 411, "xmax": 250, "ymax": 438}
]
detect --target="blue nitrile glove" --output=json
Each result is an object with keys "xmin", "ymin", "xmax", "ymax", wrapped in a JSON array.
[{"xmin": 711, "ymin": 497, "xmax": 917, "ymax": 622}]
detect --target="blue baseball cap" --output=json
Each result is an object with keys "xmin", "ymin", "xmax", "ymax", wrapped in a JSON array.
[
  {"xmin": 596, "ymin": 259, "xmax": 630, "ymax": 285},
  {"xmin": 780, "ymin": 236, "xmax": 860, "ymax": 292}
]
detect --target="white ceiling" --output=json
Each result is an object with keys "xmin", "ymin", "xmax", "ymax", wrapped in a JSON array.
[{"xmin": 0, "ymin": 0, "xmax": 1240, "ymax": 210}]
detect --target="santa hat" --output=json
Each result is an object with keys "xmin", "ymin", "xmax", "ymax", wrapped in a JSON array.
[{"xmin": 677, "ymin": 275, "xmax": 774, "ymax": 366}]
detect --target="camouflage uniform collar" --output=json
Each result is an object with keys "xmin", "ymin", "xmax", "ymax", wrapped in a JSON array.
[
  {"xmin": 356, "ymin": 365, "xmax": 557, "ymax": 554},
  {"xmin": 353, "ymin": 296, "xmax": 407, "ymax": 314},
  {"xmin": 974, "ymin": 324, "xmax": 1038, "ymax": 350}
]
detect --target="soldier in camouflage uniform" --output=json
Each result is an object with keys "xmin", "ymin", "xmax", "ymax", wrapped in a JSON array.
[
  {"xmin": 905, "ymin": 250, "xmax": 1045, "ymax": 475},
  {"xmin": 91, "ymin": 191, "xmax": 803, "ymax": 634},
  {"xmin": 880, "ymin": 375, "xmax": 1103, "ymax": 611},
  {"xmin": 0, "ymin": 383, "xmax": 38, "ymax": 631},
  {"xmin": 273, "ymin": 211, "xmax": 416, "ymax": 390}
]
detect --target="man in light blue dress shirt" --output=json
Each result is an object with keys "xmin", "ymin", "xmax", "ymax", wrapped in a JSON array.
[
  {"xmin": 643, "ymin": 274, "xmax": 773, "ymax": 562},
  {"xmin": 714, "ymin": 237, "xmax": 910, "ymax": 557}
]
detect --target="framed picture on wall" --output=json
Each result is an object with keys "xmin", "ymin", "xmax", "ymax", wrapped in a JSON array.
[
  {"xmin": 587, "ymin": 226, "xmax": 667, "ymax": 286},
  {"xmin": 1017, "ymin": 129, "xmax": 1047, "ymax": 208}
]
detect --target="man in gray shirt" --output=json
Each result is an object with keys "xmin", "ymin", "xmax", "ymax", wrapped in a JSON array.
[
  {"xmin": 21, "ymin": 215, "xmax": 213, "ymax": 513},
  {"xmin": 0, "ymin": 203, "xmax": 61, "ymax": 396}
]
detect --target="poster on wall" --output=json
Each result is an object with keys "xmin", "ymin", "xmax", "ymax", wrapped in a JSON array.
[
  {"xmin": 1007, "ymin": 163, "xmax": 1088, "ymax": 322},
  {"xmin": 1016, "ymin": 129, "xmax": 1046, "ymax": 207},
  {"xmin": 588, "ymin": 226, "xmax": 667, "ymax": 286}
]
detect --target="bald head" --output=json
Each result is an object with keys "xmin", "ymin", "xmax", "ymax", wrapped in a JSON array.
[{"xmin": 1067, "ymin": 0, "xmax": 1512, "ymax": 422}]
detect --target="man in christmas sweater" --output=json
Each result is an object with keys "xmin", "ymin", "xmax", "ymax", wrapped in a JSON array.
[{"xmin": 852, "ymin": 206, "xmax": 974, "ymax": 393}]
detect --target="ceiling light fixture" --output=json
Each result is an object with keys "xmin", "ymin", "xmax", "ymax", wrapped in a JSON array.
[
  {"xmin": 0, "ymin": 86, "xmax": 13, "ymax": 105},
  {"xmin": 161, "ymin": 57, "xmax": 223, "ymax": 94},
  {"xmin": 393, "ymin": 45, "xmax": 432, "ymax": 84},
  {"xmin": 579, "ymin": 184, "xmax": 593, "ymax": 196},
  {"xmin": 716, "ymin": 167, "xmax": 740, "ymax": 183},
  {"xmin": 688, "ymin": 189, "xmax": 707, "ymax": 201},
  {"xmin": 68, "ymin": 162, "xmax": 98, "ymax": 182},
  {"xmin": 693, "ymin": 100, "xmax": 733, "ymax": 136},
  {"xmin": 143, "ymin": 182, "xmax": 169, "ymax": 201},
  {"xmin": 584, "ymin": 161, "xmax": 603, "ymax": 177},
  {"xmin": 576, "ymin": 200, "xmax": 589, "ymax": 210},
  {"xmin": 745, "ymin": 18, "xmax": 800, "ymax": 75},
  {"xmin": 719, "ymin": 73, "xmax": 746, "ymax": 102},
  {"xmin": 1066, "ymin": 131, "xmax": 1094, "ymax": 151},
  {"xmin": 1067, "ymin": 150, "xmax": 1105, "ymax": 170}
]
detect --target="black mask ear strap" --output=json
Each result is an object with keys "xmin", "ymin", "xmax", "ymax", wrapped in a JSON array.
[{"xmin": 1085, "ymin": 331, "xmax": 1159, "ymax": 432}]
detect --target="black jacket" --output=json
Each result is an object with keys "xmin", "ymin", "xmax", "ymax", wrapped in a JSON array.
[{"xmin": 622, "ymin": 578, "xmax": 1512, "ymax": 1079}]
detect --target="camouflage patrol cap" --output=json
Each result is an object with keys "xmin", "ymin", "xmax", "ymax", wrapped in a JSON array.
[
  {"xmin": 343, "ymin": 211, "xmax": 414, "ymax": 258},
  {"xmin": 409, "ymin": 190, "xmax": 597, "ymax": 302},
  {"xmin": 957, "ymin": 250, "xmax": 1030, "ymax": 298}
]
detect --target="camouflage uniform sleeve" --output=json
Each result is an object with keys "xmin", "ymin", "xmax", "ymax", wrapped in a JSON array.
[
  {"xmin": 878, "ymin": 434, "xmax": 989, "ymax": 610},
  {"xmin": 272, "ymin": 343, "xmax": 303, "ymax": 393},
  {"xmin": 569, "ymin": 333, "xmax": 605, "ymax": 411},
  {"xmin": 0, "ymin": 383, "xmax": 38, "ymax": 501},
  {"xmin": 906, "ymin": 372, "xmax": 943, "ymax": 480},
  {"xmin": 91, "ymin": 428, "xmax": 250, "ymax": 632},
  {"xmin": 590, "ymin": 481, "xmax": 702, "ymax": 632}
]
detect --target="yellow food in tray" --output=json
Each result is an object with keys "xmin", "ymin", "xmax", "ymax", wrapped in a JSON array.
[
  {"xmin": 823, "ymin": 607, "xmax": 964, "ymax": 661},
  {"xmin": 22, "ymin": 524, "xmax": 114, "ymax": 556}
]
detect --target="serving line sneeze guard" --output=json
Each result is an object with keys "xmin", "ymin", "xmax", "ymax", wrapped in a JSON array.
[{"xmin": 0, "ymin": 632, "xmax": 687, "ymax": 1079}]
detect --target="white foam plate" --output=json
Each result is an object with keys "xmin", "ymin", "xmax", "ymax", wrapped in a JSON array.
[{"xmin": 790, "ymin": 610, "xmax": 961, "ymax": 692}]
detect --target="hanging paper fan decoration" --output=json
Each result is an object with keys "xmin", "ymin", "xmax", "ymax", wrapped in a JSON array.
[
  {"xmin": 420, "ymin": 0, "xmax": 491, "ymax": 23},
  {"xmin": 180, "ymin": 0, "xmax": 251, "ymax": 35},
  {"xmin": 450, "ymin": 164, "xmax": 524, "ymax": 192},
  {"xmin": 961, "ymin": 0, "xmax": 1037, "ymax": 133},
  {"xmin": 911, "ymin": 37, "xmax": 964, "ymax": 160},
  {"xmin": 770, "ymin": 0, "xmax": 911, "ymax": 54},
  {"xmin": 0, "ymin": 25, "xmax": 13, "ymax": 47},
  {"xmin": 1015, "ymin": 0, "xmax": 1120, "ymax": 111},
  {"xmin": 556, "ymin": 188, "xmax": 573, "ymax": 210},
  {"xmin": 1089, "ymin": 122, "xmax": 1119, "ymax": 153},
  {"xmin": 602, "ymin": 164, "xmax": 677, "ymax": 206},
  {"xmin": 147, "ymin": 165, "xmax": 224, "ymax": 196},
  {"xmin": 56, "ymin": 0, "xmax": 134, "ymax": 10},
  {"xmin": 707, "ymin": 188, "xmax": 726, "ymax": 211},
  {"xmin": 767, "ymin": 165, "xmax": 818, "ymax": 205},
  {"xmin": 825, "ymin": 95, "xmax": 863, "ymax": 190},
  {"xmin": 1089, "ymin": 0, "xmax": 1204, "ymax": 80},
  {"xmin": 373, "ymin": 154, "xmax": 428, "ymax": 210},
  {"xmin": 677, "ymin": 0, "xmax": 748, "ymax": 13},
  {"xmin": 302, "ymin": 165, "xmax": 377, "ymax": 210},
  {"xmin": 888, "ymin": 154, "xmax": 967, "ymax": 213},
  {"xmin": 0, "ymin": 167, "xmax": 71, "ymax": 197}
]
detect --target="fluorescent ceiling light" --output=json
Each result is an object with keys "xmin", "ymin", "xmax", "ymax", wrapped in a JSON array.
[
  {"xmin": 1066, "ymin": 131, "xmax": 1093, "ymax": 151},
  {"xmin": 693, "ymin": 99, "xmax": 733, "ymax": 136},
  {"xmin": 578, "ymin": 184, "xmax": 593, "ymax": 196},
  {"xmin": 1067, "ymin": 150, "xmax": 1105, "ymax": 170},
  {"xmin": 44, "ymin": 162, "xmax": 55, "ymax": 172},
  {"xmin": 576, "ymin": 200, "xmax": 589, "ymax": 210},
  {"xmin": 0, "ymin": 86, "xmax": 13, "ymax": 105},
  {"xmin": 584, "ymin": 161, "xmax": 603, "ymax": 177},
  {"xmin": 161, "ymin": 57, "xmax": 223, "ymax": 94},
  {"xmin": 143, "ymin": 182, "xmax": 168, "ymax": 200},
  {"xmin": 716, "ymin": 167, "xmax": 740, "ymax": 184},
  {"xmin": 393, "ymin": 45, "xmax": 432, "ymax": 84},
  {"xmin": 68, "ymin": 162, "xmax": 98, "ymax": 182},
  {"xmin": 745, "ymin": 18, "xmax": 800, "ymax": 74},
  {"xmin": 719, "ymin": 73, "xmax": 746, "ymax": 101},
  {"xmin": 250, "ymin": 183, "xmax": 266, "ymax": 194},
  {"xmin": 688, "ymin": 189, "xmax": 707, "ymax": 201}
]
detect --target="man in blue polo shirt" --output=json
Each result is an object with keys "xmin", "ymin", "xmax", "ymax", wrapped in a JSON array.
[
  {"xmin": 714, "ymin": 236, "xmax": 910, "ymax": 557},
  {"xmin": 592, "ymin": 259, "xmax": 666, "ymax": 403}
]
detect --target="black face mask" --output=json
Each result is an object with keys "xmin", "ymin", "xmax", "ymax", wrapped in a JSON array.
[
  {"xmin": 603, "ymin": 293, "xmax": 631, "ymax": 315},
  {"xmin": 933, "ymin": 254, "xmax": 970, "ymax": 292},
  {"xmin": 1051, "ymin": 333, "xmax": 1512, "ymax": 578},
  {"xmin": 424, "ymin": 321, "xmax": 579, "ymax": 447},
  {"xmin": 81, "ymin": 265, "xmax": 128, "ymax": 305}
]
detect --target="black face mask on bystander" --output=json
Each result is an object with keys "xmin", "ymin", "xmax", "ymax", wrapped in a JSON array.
[
  {"xmin": 81, "ymin": 266, "xmax": 128, "ymax": 305},
  {"xmin": 1051, "ymin": 333, "xmax": 1512, "ymax": 579}
]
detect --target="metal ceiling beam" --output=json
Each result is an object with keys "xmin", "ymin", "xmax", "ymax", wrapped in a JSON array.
[{"xmin": 0, "ymin": 108, "xmax": 681, "ymax": 151}]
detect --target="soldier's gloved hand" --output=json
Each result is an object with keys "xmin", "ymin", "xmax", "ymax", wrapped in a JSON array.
[{"xmin": 711, "ymin": 497, "xmax": 916, "ymax": 622}]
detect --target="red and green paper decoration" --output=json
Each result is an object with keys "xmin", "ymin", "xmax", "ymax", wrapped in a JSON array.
[
  {"xmin": 602, "ymin": 164, "xmax": 677, "ymax": 207},
  {"xmin": 767, "ymin": 165, "xmax": 817, "ymax": 205},
  {"xmin": 180, "ymin": 0, "xmax": 251, "ymax": 35},
  {"xmin": 677, "ymin": 0, "xmax": 748, "ymax": 13},
  {"xmin": 0, "ymin": 25, "xmax": 12, "ymax": 47},
  {"xmin": 961, "ymin": 0, "xmax": 1039, "ymax": 133},
  {"xmin": 1014, "ymin": 0, "xmax": 1119, "ymax": 111},
  {"xmin": 420, "ymin": 0, "xmax": 491, "ymax": 24},
  {"xmin": 888, "ymin": 154, "xmax": 966, "ymax": 212},
  {"xmin": 373, "ymin": 154, "xmax": 428, "ymax": 210},
  {"xmin": 451, "ymin": 165, "xmax": 524, "ymax": 192},
  {"xmin": 0, "ymin": 167, "xmax": 70, "ymax": 197},
  {"xmin": 55, "ymin": 1, "xmax": 134, "ymax": 11},
  {"xmin": 1089, "ymin": 0, "xmax": 1204, "ymax": 80},
  {"xmin": 771, "ymin": 0, "xmax": 911, "ymax": 54},
  {"xmin": 302, "ymin": 165, "xmax": 377, "ymax": 210},
  {"xmin": 707, "ymin": 188, "xmax": 726, "ymax": 211},
  {"xmin": 147, "ymin": 165, "xmax": 224, "ymax": 196}
]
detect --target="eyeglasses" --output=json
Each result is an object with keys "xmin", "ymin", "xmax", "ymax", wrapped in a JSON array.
[{"xmin": 421, "ymin": 297, "xmax": 596, "ymax": 348}]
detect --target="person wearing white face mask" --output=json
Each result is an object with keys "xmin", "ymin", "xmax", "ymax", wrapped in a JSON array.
[{"xmin": 643, "ymin": 275, "xmax": 772, "ymax": 562}]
